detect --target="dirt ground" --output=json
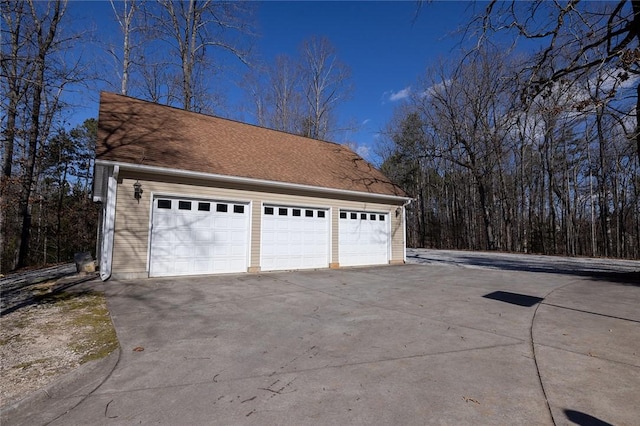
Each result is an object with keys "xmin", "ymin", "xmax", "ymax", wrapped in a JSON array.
[{"xmin": 0, "ymin": 277, "xmax": 118, "ymax": 407}]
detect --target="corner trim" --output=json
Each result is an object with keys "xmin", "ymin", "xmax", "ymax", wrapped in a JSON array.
[
  {"xmin": 402, "ymin": 199, "xmax": 412, "ymax": 263},
  {"xmin": 100, "ymin": 165, "xmax": 118, "ymax": 281}
]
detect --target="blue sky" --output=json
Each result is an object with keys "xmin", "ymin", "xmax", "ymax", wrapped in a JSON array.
[
  {"xmin": 69, "ymin": 1, "xmax": 485, "ymax": 164},
  {"xmin": 254, "ymin": 1, "xmax": 483, "ymax": 161}
]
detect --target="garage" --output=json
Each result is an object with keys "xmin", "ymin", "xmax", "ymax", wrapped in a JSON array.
[
  {"xmin": 339, "ymin": 210, "xmax": 390, "ymax": 267},
  {"xmin": 261, "ymin": 204, "xmax": 330, "ymax": 271},
  {"xmin": 95, "ymin": 93, "xmax": 410, "ymax": 280},
  {"xmin": 149, "ymin": 197, "xmax": 249, "ymax": 277}
]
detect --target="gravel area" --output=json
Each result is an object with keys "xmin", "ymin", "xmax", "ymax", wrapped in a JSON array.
[{"xmin": 0, "ymin": 273, "xmax": 117, "ymax": 407}]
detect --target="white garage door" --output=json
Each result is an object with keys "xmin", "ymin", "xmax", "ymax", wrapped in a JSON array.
[
  {"xmin": 149, "ymin": 197, "xmax": 249, "ymax": 277},
  {"xmin": 339, "ymin": 211, "xmax": 390, "ymax": 267},
  {"xmin": 261, "ymin": 205, "xmax": 330, "ymax": 271}
]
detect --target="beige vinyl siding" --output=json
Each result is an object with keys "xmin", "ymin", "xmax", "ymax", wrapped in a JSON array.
[
  {"xmin": 111, "ymin": 171, "xmax": 405, "ymax": 277},
  {"xmin": 331, "ymin": 208, "xmax": 340, "ymax": 265},
  {"xmin": 250, "ymin": 199, "xmax": 261, "ymax": 271},
  {"xmin": 112, "ymin": 175, "xmax": 152, "ymax": 274}
]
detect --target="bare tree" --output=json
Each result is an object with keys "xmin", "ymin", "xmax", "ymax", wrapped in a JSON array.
[
  {"xmin": 267, "ymin": 54, "xmax": 304, "ymax": 134},
  {"xmin": 240, "ymin": 64, "xmax": 267, "ymax": 126},
  {"xmin": 476, "ymin": 1, "xmax": 640, "ymax": 162},
  {"xmin": 245, "ymin": 54, "xmax": 305, "ymax": 134},
  {"xmin": 299, "ymin": 36, "xmax": 352, "ymax": 140},
  {"xmin": 144, "ymin": 0, "xmax": 255, "ymax": 112},
  {"xmin": 382, "ymin": 3, "xmax": 640, "ymax": 259},
  {"xmin": 1, "ymin": 0, "xmax": 32, "ymax": 271},
  {"xmin": 16, "ymin": 0, "xmax": 66, "ymax": 268},
  {"xmin": 1, "ymin": 0, "xmax": 85, "ymax": 270},
  {"xmin": 382, "ymin": 45, "xmax": 639, "ymax": 258},
  {"xmin": 419, "ymin": 51, "xmax": 516, "ymax": 250},
  {"xmin": 109, "ymin": 0, "xmax": 141, "ymax": 95},
  {"xmin": 380, "ymin": 111, "xmax": 430, "ymax": 247},
  {"xmin": 244, "ymin": 36, "xmax": 353, "ymax": 141}
]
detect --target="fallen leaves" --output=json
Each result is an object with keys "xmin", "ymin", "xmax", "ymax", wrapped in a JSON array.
[{"xmin": 463, "ymin": 396, "xmax": 480, "ymax": 404}]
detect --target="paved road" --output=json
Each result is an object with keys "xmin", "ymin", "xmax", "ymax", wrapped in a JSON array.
[
  {"xmin": 407, "ymin": 248, "xmax": 640, "ymax": 275},
  {"xmin": 3, "ymin": 251, "xmax": 639, "ymax": 425}
]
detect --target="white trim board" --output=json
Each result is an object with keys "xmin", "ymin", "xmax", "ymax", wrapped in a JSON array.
[{"xmin": 95, "ymin": 159, "xmax": 411, "ymax": 204}]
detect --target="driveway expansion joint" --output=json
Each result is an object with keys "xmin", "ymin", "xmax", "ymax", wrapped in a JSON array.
[
  {"xmin": 531, "ymin": 342, "xmax": 640, "ymax": 369},
  {"xmin": 540, "ymin": 302, "xmax": 640, "ymax": 324}
]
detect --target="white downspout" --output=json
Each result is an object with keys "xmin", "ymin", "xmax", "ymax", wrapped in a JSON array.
[
  {"xmin": 402, "ymin": 199, "xmax": 412, "ymax": 263},
  {"xmin": 100, "ymin": 165, "xmax": 119, "ymax": 281}
]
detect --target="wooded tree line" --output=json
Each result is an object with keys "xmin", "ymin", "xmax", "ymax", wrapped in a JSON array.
[
  {"xmin": 1, "ymin": 0, "xmax": 98, "ymax": 272},
  {"xmin": 2, "ymin": 1, "xmax": 639, "ymax": 273},
  {"xmin": 382, "ymin": 1, "xmax": 640, "ymax": 259}
]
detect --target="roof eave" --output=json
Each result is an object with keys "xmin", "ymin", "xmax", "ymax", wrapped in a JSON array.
[{"xmin": 95, "ymin": 159, "xmax": 411, "ymax": 203}]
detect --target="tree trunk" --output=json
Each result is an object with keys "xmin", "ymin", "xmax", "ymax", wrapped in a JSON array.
[
  {"xmin": 16, "ymin": 0, "xmax": 62, "ymax": 268},
  {"xmin": 1, "ymin": 0, "xmax": 27, "ymax": 272},
  {"xmin": 476, "ymin": 175, "xmax": 495, "ymax": 250},
  {"xmin": 56, "ymin": 164, "xmax": 68, "ymax": 262},
  {"xmin": 635, "ymin": 0, "xmax": 640, "ymax": 165},
  {"xmin": 17, "ymin": 68, "xmax": 44, "ymax": 268},
  {"xmin": 596, "ymin": 105, "xmax": 610, "ymax": 257}
]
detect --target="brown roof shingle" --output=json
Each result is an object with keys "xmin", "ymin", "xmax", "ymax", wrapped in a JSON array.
[{"xmin": 96, "ymin": 92, "xmax": 406, "ymax": 197}]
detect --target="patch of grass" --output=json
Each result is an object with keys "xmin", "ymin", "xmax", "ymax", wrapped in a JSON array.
[
  {"xmin": 36, "ymin": 290, "xmax": 119, "ymax": 363},
  {"xmin": 63, "ymin": 292, "xmax": 119, "ymax": 363},
  {"xmin": 0, "ymin": 334, "xmax": 24, "ymax": 346},
  {"xmin": 36, "ymin": 289, "xmax": 90, "ymax": 305},
  {"xmin": 1, "ymin": 286, "xmax": 119, "ymax": 404},
  {"xmin": 5, "ymin": 315, "xmax": 32, "ymax": 330}
]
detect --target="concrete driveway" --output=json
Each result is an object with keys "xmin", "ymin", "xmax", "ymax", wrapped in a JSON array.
[{"xmin": 5, "ymin": 250, "xmax": 640, "ymax": 425}]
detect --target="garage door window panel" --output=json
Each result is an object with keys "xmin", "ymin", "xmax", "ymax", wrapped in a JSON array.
[{"xmin": 158, "ymin": 199, "xmax": 172, "ymax": 209}]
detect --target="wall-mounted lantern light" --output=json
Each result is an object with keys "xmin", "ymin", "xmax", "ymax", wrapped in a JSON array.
[
  {"xmin": 396, "ymin": 207, "xmax": 402, "ymax": 217},
  {"xmin": 133, "ymin": 181, "xmax": 143, "ymax": 202}
]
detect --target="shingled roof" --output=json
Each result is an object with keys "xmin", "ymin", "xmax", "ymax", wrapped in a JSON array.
[{"xmin": 96, "ymin": 92, "xmax": 405, "ymax": 197}]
